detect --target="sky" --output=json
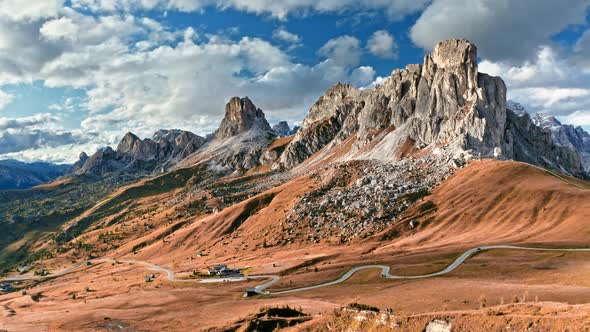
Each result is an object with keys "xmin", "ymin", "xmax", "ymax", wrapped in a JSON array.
[{"xmin": 1, "ymin": 0, "xmax": 590, "ymax": 163}]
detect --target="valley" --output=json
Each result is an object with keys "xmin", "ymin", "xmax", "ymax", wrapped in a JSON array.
[{"xmin": 1, "ymin": 39, "xmax": 590, "ymax": 331}]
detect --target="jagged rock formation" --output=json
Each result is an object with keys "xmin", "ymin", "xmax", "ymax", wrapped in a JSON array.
[
  {"xmin": 531, "ymin": 113, "xmax": 590, "ymax": 173},
  {"xmin": 68, "ymin": 40, "xmax": 590, "ymax": 179},
  {"xmin": 271, "ymin": 121, "xmax": 299, "ymax": 137},
  {"xmin": 276, "ymin": 39, "xmax": 588, "ymax": 178},
  {"xmin": 279, "ymin": 39, "xmax": 507, "ymax": 169},
  {"xmin": 70, "ymin": 152, "xmax": 89, "ymax": 174},
  {"xmin": 177, "ymin": 97, "xmax": 277, "ymax": 171},
  {"xmin": 504, "ymin": 109, "xmax": 584, "ymax": 176},
  {"xmin": 272, "ymin": 121, "xmax": 291, "ymax": 137},
  {"xmin": 72, "ymin": 130, "xmax": 206, "ymax": 177},
  {"xmin": 215, "ymin": 97, "xmax": 272, "ymax": 139}
]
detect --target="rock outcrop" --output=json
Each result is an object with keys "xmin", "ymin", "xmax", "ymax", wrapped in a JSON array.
[
  {"xmin": 504, "ymin": 109, "xmax": 584, "ymax": 177},
  {"xmin": 531, "ymin": 113, "xmax": 590, "ymax": 173},
  {"xmin": 271, "ymin": 121, "xmax": 299, "ymax": 137},
  {"xmin": 279, "ymin": 39, "xmax": 508, "ymax": 169},
  {"xmin": 177, "ymin": 97, "xmax": 277, "ymax": 172},
  {"xmin": 272, "ymin": 121, "xmax": 291, "ymax": 137},
  {"xmin": 276, "ymin": 39, "xmax": 588, "ymax": 178},
  {"xmin": 215, "ymin": 97, "xmax": 272, "ymax": 139},
  {"xmin": 70, "ymin": 152, "xmax": 89, "ymax": 174},
  {"xmin": 72, "ymin": 130, "xmax": 206, "ymax": 177}
]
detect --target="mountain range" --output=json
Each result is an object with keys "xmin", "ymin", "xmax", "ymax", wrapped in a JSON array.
[
  {"xmin": 2, "ymin": 39, "xmax": 590, "ymax": 331},
  {"xmin": 66, "ymin": 39, "xmax": 590, "ymax": 181},
  {"xmin": 0, "ymin": 159, "xmax": 69, "ymax": 190}
]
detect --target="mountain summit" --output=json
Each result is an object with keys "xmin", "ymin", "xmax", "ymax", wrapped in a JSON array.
[
  {"xmin": 276, "ymin": 39, "xmax": 588, "ymax": 178},
  {"xmin": 214, "ymin": 97, "xmax": 273, "ymax": 139}
]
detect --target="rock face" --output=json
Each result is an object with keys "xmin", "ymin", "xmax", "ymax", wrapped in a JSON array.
[
  {"xmin": 504, "ymin": 109, "xmax": 584, "ymax": 177},
  {"xmin": 70, "ymin": 152, "xmax": 89, "ymax": 174},
  {"xmin": 279, "ymin": 39, "xmax": 507, "ymax": 168},
  {"xmin": 531, "ymin": 113, "xmax": 590, "ymax": 173},
  {"xmin": 215, "ymin": 97, "xmax": 272, "ymax": 139},
  {"xmin": 176, "ymin": 97, "xmax": 277, "ymax": 172},
  {"xmin": 272, "ymin": 121, "xmax": 291, "ymax": 137},
  {"xmin": 271, "ymin": 121, "xmax": 299, "ymax": 137},
  {"xmin": 72, "ymin": 130, "xmax": 206, "ymax": 177},
  {"xmin": 276, "ymin": 39, "xmax": 588, "ymax": 178}
]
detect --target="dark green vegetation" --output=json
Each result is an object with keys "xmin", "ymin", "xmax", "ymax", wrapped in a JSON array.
[
  {"xmin": 55, "ymin": 166, "xmax": 207, "ymax": 243},
  {"xmin": 0, "ymin": 175, "xmax": 137, "ymax": 275},
  {"xmin": 0, "ymin": 165, "xmax": 219, "ymax": 275},
  {"xmin": 346, "ymin": 303, "xmax": 380, "ymax": 312}
]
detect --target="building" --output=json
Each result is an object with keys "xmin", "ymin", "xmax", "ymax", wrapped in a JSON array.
[{"xmin": 208, "ymin": 264, "xmax": 243, "ymax": 277}]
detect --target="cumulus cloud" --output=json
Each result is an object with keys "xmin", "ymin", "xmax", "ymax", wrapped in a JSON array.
[
  {"xmin": 0, "ymin": 113, "xmax": 104, "ymax": 163},
  {"xmin": 0, "ymin": 113, "xmax": 59, "ymax": 131},
  {"xmin": 272, "ymin": 27, "xmax": 301, "ymax": 44},
  {"xmin": 350, "ymin": 66, "xmax": 376, "ymax": 87},
  {"xmin": 480, "ymin": 46, "xmax": 590, "ymax": 126},
  {"xmin": 0, "ymin": 113, "xmax": 97, "ymax": 158},
  {"xmin": 318, "ymin": 35, "xmax": 362, "ymax": 67},
  {"xmin": 410, "ymin": 0, "xmax": 590, "ymax": 63},
  {"xmin": 0, "ymin": 5, "xmax": 374, "ymax": 163},
  {"xmin": 367, "ymin": 30, "xmax": 397, "ymax": 59},
  {"xmin": 0, "ymin": 0, "xmax": 64, "ymax": 21}
]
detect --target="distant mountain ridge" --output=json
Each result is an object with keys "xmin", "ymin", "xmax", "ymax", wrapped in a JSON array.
[
  {"xmin": 272, "ymin": 121, "xmax": 299, "ymax": 137},
  {"xmin": 70, "ymin": 129, "xmax": 206, "ymax": 177},
  {"xmin": 71, "ymin": 97, "xmax": 285, "ymax": 177},
  {"xmin": 0, "ymin": 159, "xmax": 69, "ymax": 190},
  {"xmin": 525, "ymin": 107, "xmax": 590, "ymax": 173}
]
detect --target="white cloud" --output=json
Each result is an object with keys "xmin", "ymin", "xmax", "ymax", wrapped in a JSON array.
[
  {"xmin": 564, "ymin": 111, "xmax": 590, "ymax": 127},
  {"xmin": 318, "ymin": 35, "xmax": 361, "ymax": 67},
  {"xmin": 410, "ymin": 0, "xmax": 590, "ymax": 63},
  {"xmin": 0, "ymin": 0, "xmax": 64, "ymax": 21},
  {"xmin": 0, "ymin": 113, "xmax": 59, "ymax": 130},
  {"xmin": 40, "ymin": 17, "xmax": 79, "ymax": 41},
  {"xmin": 0, "ymin": 5, "xmax": 369, "ymax": 163},
  {"xmin": 350, "ymin": 66, "xmax": 375, "ymax": 87},
  {"xmin": 367, "ymin": 30, "xmax": 397, "ymax": 59},
  {"xmin": 272, "ymin": 27, "xmax": 301, "ymax": 44},
  {"xmin": 0, "ymin": 113, "xmax": 100, "ymax": 160},
  {"xmin": 480, "ymin": 46, "xmax": 590, "ymax": 123},
  {"xmin": 479, "ymin": 46, "xmax": 571, "ymax": 88},
  {"xmin": 0, "ymin": 89, "xmax": 14, "ymax": 111}
]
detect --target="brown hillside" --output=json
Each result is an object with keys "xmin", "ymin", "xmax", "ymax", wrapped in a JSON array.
[{"xmin": 382, "ymin": 159, "xmax": 590, "ymax": 252}]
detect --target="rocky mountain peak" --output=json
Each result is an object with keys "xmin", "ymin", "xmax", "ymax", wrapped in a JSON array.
[
  {"xmin": 272, "ymin": 121, "xmax": 291, "ymax": 137},
  {"xmin": 431, "ymin": 39, "xmax": 477, "ymax": 69},
  {"xmin": 116, "ymin": 132, "xmax": 141, "ymax": 154},
  {"xmin": 78, "ymin": 152, "xmax": 89, "ymax": 162},
  {"xmin": 214, "ymin": 96, "xmax": 272, "ymax": 139},
  {"xmin": 72, "ymin": 129, "xmax": 206, "ymax": 177},
  {"xmin": 532, "ymin": 113, "xmax": 562, "ymax": 129},
  {"xmin": 278, "ymin": 38, "xmax": 506, "ymax": 169},
  {"xmin": 275, "ymin": 38, "xmax": 588, "ymax": 178}
]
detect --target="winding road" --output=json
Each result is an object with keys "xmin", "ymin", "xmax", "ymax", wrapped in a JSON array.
[{"xmin": 3, "ymin": 245, "xmax": 590, "ymax": 296}]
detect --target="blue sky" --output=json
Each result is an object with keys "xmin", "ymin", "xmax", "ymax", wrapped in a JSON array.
[{"xmin": 1, "ymin": 0, "xmax": 590, "ymax": 163}]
